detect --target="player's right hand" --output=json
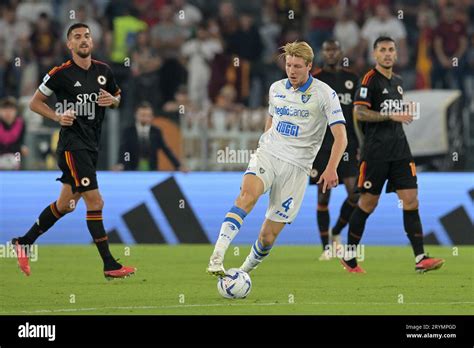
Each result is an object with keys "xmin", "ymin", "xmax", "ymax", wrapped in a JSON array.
[
  {"xmin": 57, "ymin": 109, "xmax": 76, "ymax": 126},
  {"xmin": 389, "ymin": 112, "xmax": 413, "ymax": 125}
]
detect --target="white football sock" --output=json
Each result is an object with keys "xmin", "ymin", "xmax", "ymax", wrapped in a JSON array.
[
  {"xmin": 240, "ymin": 239, "xmax": 273, "ymax": 273},
  {"xmin": 212, "ymin": 206, "xmax": 247, "ymax": 259}
]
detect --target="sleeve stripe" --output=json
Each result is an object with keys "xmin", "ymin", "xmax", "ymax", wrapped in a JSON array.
[
  {"xmin": 361, "ymin": 70, "xmax": 375, "ymax": 85},
  {"xmin": 354, "ymin": 101, "xmax": 371, "ymax": 107},
  {"xmin": 329, "ymin": 120, "xmax": 346, "ymax": 126},
  {"xmin": 48, "ymin": 60, "xmax": 72, "ymax": 76}
]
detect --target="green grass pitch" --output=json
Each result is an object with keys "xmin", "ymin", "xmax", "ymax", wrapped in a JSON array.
[{"xmin": 1, "ymin": 245, "xmax": 473, "ymax": 315}]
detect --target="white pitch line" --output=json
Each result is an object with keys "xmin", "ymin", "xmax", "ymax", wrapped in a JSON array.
[{"xmin": 2, "ymin": 301, "xmax": 473, "ymax": 314}]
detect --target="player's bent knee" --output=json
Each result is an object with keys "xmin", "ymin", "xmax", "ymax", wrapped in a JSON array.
[
  {"xmin": 359, "ymin": 197, "xmax": 378, "ymax": 213},
  {"xmin": 403, "ymin": 198, "xmax": 419, "ymax": 210},
  {"xmin": 56, "ymin": 202, "xmax": 75, "ymax": 214},
  {"xmin": 236, "ymin": 190, "xmax": 258, "ymax": 211},
  {"xmin": 83, "ymin": 195, "xmax": 104, "ymax": 211}
]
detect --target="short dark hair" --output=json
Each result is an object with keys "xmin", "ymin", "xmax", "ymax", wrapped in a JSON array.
[
  {"xmin": 322, "ymin": 39, "xmax": 341, "ymax": 48},
  {"xmin": 373, "ymin": 36, "xmax": 395, "ymax": 49},
  {"xmin": 0, "ymin": 96, "xmax": 18, "ymax": 109},
  {"xmin": 67, "ymin": 23, "xmax": 90, "ymax": 39},
  {"xmin": 136, "ymin": 101, "xmax": 153, "ymax": 110}
]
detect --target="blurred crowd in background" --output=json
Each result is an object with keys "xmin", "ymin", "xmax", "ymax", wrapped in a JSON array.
[{"xmin": 0, "ymin": 0, "xmax": 473, "ymax": 171}]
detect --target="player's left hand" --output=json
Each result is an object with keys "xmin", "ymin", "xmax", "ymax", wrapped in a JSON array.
[
  {"xmin": 317, "ymin": 168, "xmax": 338, "ymax": 193},
  {"xmin": 97, "ymin": 88, "xmax": 117, "ymax": 107}
]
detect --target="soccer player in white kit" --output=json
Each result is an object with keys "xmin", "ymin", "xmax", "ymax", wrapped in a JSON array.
[{"xmin": 207, "ymin": 41, "xmax": 348, "ymax": 276}]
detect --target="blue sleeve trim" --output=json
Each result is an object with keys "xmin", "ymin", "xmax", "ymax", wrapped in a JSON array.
[{"xmin": 329, "ymin": 120, "xmax": 346, "ymax": 126}]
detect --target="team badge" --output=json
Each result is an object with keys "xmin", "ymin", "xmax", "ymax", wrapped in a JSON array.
[
  {"xmin": 81, "ymin": 177, "xmax": 91, "ymax": 187},
  {"xmin": 97, "ymin": 75, "xmax": 107, "ymax": 85},
  {"xmin": 360, "ymin": 87, "xmax": 368, "ymax": 98},
  {"xmin": 301, "ymin": 94, "xmax": 312, "ymax": 103},
  {"xmin": 397, "ymin": 85, "xmax": 403, "ymax": 94},
  {"xmin": 259, "ymin": 167, "xmax": 265, "ymax": 174},
  {"xmin": 345, "ymin": 80, "xmax": 354, "ymax": 89}
]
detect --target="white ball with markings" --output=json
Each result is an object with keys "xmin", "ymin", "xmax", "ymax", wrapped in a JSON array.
[{"xmin": 217, "ymin": 268, "xmax": 252, "ymax": 299}]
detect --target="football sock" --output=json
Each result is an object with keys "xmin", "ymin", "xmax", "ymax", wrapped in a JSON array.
[
  {"xmin": 345, "ymin": 206, "xmax": 370, "ymax": 268},
  {"xmin": 240, "ymin": 239, "xmax": 273, "ymax": 273},
  {"xmin": 317, "ymin": 204, "xmax": 330, "ymax": 250},
  {"xmin": 212, "ymin": 205, "xmax": 247, "ymax": 259},
  {"xmin": 19, "ymin": 201, "xmax": 65, "ymax": 245},
  {"xmin": 86, "ymin": 210, "xmax": 120, "ymax": 270},
  {"xmin": 332, "ymin": 198, "xmax": 357, "ymax": 236},
  {"xmin": 403, "ymin": 209, "xmax": 425, "ymax": 261}
]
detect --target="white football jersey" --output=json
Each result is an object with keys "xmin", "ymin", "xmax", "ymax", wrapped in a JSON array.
[{"xmin": 258, "ymin": 74, "xmax": 346, "ymax": 174}]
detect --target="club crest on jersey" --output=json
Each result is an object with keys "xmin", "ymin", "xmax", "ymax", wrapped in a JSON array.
[
  {"xmin": 345, "ymin": 80, "xmax": 354, "ymax": 89},
  {"xmin": 97, "ymin": 75, "xmax": 107, "ymax": 85},
  {"xmin": 301, "ymin": 94, "xmax": 311, "ymax": 103},
  {"xmin": 397, "ymin": 85, "xmax": 403, "ymax": 94}
]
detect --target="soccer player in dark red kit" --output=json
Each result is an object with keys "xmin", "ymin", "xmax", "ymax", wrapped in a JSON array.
[
  {"xmin": 340, "ymin": 36, "xmax": 444, "ymax": 274},
  {"xmin": 12, "ymin": 23, "xmax": 136, "ymax": 280},
  {"xmin": 310, "ymin": 40, "xmax": 360, "ymax": 260}
]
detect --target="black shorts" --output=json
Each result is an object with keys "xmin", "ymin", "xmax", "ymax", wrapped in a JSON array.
[
  {"xmin": 357, "ymin": 158, "xmax": 417, "ymax": 195},
  {"xmin": 56, "ymin": 150, "xmax": 99, "ymax": 193},
  {"xmin": 309, "ymin": 146, "xmax": 359, "ymax": 185}
]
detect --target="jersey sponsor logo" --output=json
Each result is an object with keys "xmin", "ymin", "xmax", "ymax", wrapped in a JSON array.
[
  {"xmin": 332, "ymin": 108, "xmax": 342, "ymax": 115},
  {"xmin": 360, "ymin": 87, "xmax": 368, "ymax": 98},
  {"xmin": 274, "ymin": 93, "xmax": 286, "ymax": 99},
  {"xmin": 397, "ymin": 85, "xmax": 403, "ymax": 94},
  {"xmin": 81, "ymin": 177, "xmax": 90, "ymax": 187},
  {"xmin": 274, "ymin": 105, "xmax": 309, "ymax": 118},
  {"xmin": 338, "ymin": 93, "xmax": 352, "ymax": 105},
  {"xmin": 301, "ymin": 94, "xmax": 312, "ymax": 103},
  {"xmin": 345, "ymin": 80, "xmax": 354, "ymax": 89},
  {"xmin": 380, "ymin": 99, "xmax": 404, "ymax": 113},
  {"xmin": 97, "ymin": 75, "xmax": 107, "ymax": 85},
  {"xmin": 276, "ymin": 121, "xmax": 299, "ymax": 137},
  {"xmin": 77, "ymin": 93, "xmax": 99, "ymax": 104}
]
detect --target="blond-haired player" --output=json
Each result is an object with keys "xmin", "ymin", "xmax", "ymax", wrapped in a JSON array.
[{"xmin": 207, "ymin": 41, "xmax": 348, "ymax": 275}]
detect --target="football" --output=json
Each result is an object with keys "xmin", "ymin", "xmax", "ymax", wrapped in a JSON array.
[{"xmin": 217, "ymin": 268, "xmax": 252, "ymax": 299}]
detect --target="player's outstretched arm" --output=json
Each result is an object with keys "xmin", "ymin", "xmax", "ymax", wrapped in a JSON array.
[
  {"xmin": 317, "ymin": 123, "xmax": 347, "ymax": 193},
  {"xmin": 29, "ymin": 90, "xmax": 75, "ymax": 126}
]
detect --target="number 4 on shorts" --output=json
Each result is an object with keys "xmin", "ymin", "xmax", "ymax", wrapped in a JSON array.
[{"xmin": 282, "ymin": 197, "xmax": 293, "ymax": 213}]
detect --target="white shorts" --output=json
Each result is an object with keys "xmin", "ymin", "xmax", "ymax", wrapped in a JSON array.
[{"xmin": 244, "ymin": 149, "xmax": 308, "ymax": 223}]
